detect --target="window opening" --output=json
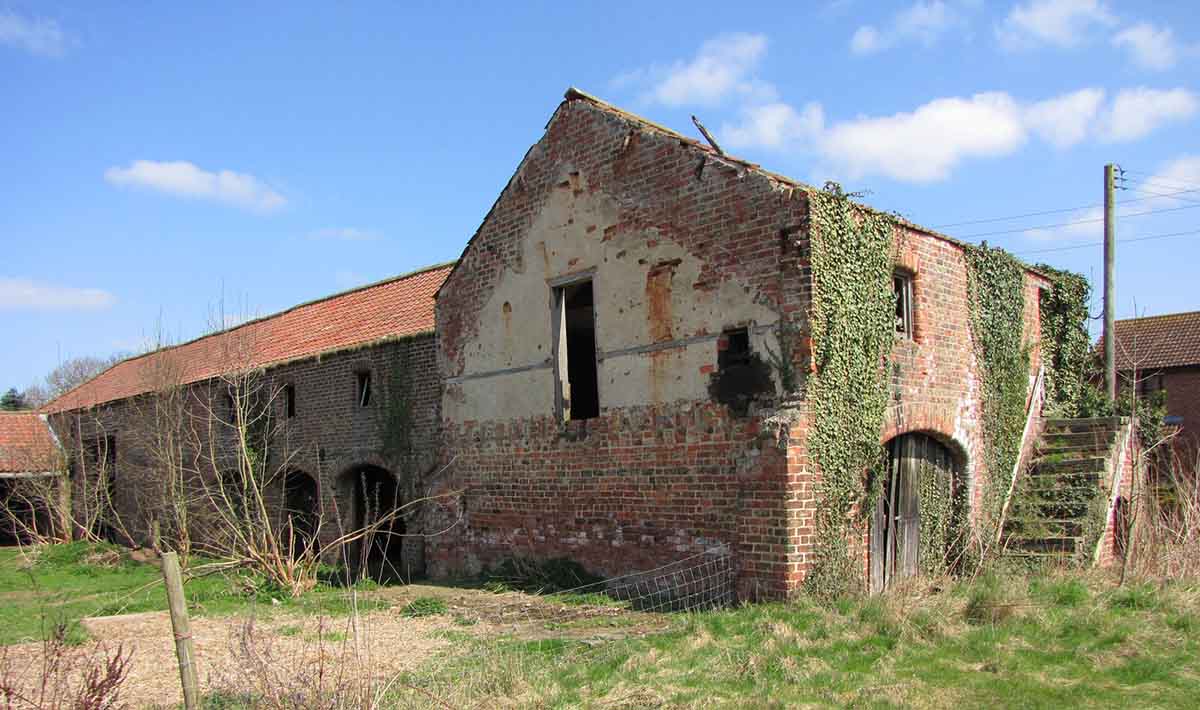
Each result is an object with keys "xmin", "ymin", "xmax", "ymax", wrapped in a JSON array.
[
  {"xmin": 554, "ymin": 280, "xmax": 600, "ymax": 421},
  {"xmin": 284, "ymin": 384, "xmax": 296, "ymax": 418},
  {"xmin": 893, "ymin": 272, "xmax": 914, "ymax": 339},
  {"xmin": 356, "ymin": 371, "xmax": 372, "ymax": 408}
]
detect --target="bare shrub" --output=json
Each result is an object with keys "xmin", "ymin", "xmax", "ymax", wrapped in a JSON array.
[
  {"xmin": 0, "ymin": 623, "xmax": 132, "ymax": 709},
  {"xmin": 1126, "ymin": 441, "xmax": 1200, "ymax": 580}
]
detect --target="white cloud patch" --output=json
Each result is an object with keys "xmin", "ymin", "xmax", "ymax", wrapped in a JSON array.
[
  {"xmin": 820, "ymin": 93, "xmax": 1027, "ymax": 182},
  {"xmin": 850, "ymin": 1, "xmax": 960, "ymax": 55},
  {"xmin": 1141, "ymin": 155, "xmax": 1200, "ymax": 203},
  {"xmin": 1023, "ymin": 88, "xmax": 1105, "ymax": 148},
  {"xmin": 721, "ymin": 102, "xmax": 824, "ymax": 150},
  {"xmin": 104, "ymin": 160, "xmax": 287, "ymax": 213},
  {"xmin": 721, "ymin": 84, "xmax": 1197, "ymax": 182},
  {"xmin": 1023, "ymin": 206, "xmax": 1103, "ymax": 241},
  {"xmin": 615, "ymin": 33, "xmax": 771, "ymax": 107},
  {"xmin": 1100, "ymin": 88, "xmax": 1199, "ymax": 142},
  {"xmin": 1112, "ymin": 23, "xmax": 1180, "ymax": 71},
  {"xmin": 307, "ymin": 227, "xmax": 382, "ymax": 242},
  {"xmin": 0, "ymin": 10, "xmax": 68, "ymax": 57},
  {"xmin": 0, "ymin": 278, "xmax": 115, "ymax": 311},
  {"xmin": 997, "ymin": 0, "xmax": 1115, "ymax": 50}
]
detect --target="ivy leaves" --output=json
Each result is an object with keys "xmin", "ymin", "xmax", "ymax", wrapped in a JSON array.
[
  {"xmin": 805, "ymin": 187, "xmax": 896, "ymax": 597},
  {"xmin": 1036, "ymin": 264, "xmax": 1092, "ymax": 417},
  {"xmin": 965, "ymin": 245, "xmax": 1030, "ymax": 531}
]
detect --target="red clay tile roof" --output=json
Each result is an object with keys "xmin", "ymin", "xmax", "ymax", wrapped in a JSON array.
[
  {"xmin": 0, "ymin": 412, "xmax": 62, "ymax": 474},
  {"xmin": 44, "ymin": 263, "xmax": 454, "ymax": 413},
  {"xmin": 1110, "ymin": 311, "xmax": 1200, "ymax": 371}
]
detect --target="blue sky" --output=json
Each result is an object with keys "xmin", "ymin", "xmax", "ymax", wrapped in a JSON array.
[{"xmin": 2, "ymin": 1, "xmax": 1197, "ymax": 392}]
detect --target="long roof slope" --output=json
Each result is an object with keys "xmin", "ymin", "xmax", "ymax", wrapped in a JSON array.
[
  {"xmin": 1113, "ymin": 310, "xmax": 1200, "ymax": 371},
  {"xmin": 45, "ymin": 263, "xmax": 454, "ymax": 413}
]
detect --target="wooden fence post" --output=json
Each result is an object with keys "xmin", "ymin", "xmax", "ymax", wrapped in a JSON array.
[{"xmin": 160, "ymin": 551, "xmax": 200, "ymax": 709}]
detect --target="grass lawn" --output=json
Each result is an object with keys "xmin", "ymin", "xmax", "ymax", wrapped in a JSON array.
[
  {"xmin": 0, "ymin": 541, "xmax": 382, "ymax": 646},
  {"xmin": 396, "ymin": 571, "xmax": 1200, "ymax": 708}
]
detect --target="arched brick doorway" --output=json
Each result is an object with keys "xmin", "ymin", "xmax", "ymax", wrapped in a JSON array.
[
  {"xmin": 870, "ymin": 432, "xmax": 963, "ymax": 593},
  {"xmin": 345, "ymin": 464, "xmax": 406, "ymax": 583},
  {"xmin": 282, "ymin": 470, "xmax": 319, "ymax": 559}
]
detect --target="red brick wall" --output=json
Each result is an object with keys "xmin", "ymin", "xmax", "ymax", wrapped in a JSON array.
[{"xmin": 433, "ymin": 96, "xmax": 1048, "ymax": 599}]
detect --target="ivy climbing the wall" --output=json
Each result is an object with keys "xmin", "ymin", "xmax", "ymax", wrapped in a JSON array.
[
  {"xmin": 964, "ymin": 245, "xmax": 1030, "ymax": 536},
  {"xmin": 804, "ymin": 183, "xmax": 897, "ymax": 598},
  {"xmin": 1036, "ymin": 264, "xmax": 1092, "ymax": 416}
]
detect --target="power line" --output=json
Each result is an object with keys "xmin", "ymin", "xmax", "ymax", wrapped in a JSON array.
[
  {"xmin": 1126, "ymin": 185, "xmax": 1200, "ymax": 205},
  {"xmin": 1122, "ymin": 169, "xmax": 1200, "ymax": 190},
  {"xmin": 1016, "ymin": 228, "xmax": 1200, "ymax": 255},
  {"xmin": 930, "ymin": 186, "xmax": 1200, "ymax": 230},
  {"xmin": 956, "ymin": 202, "xmax": 1200, "ymax": 240}
]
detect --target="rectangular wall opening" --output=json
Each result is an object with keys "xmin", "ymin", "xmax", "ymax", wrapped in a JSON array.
[
  {"xmin": 554, "ymin": 280, "xmax": 600, "ymax": 421},
  {"xmin": 356, "ymin": 371, "xmax": 372, "ymax": 408}
]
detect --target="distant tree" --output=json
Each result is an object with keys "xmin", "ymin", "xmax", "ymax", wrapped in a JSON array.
[
  {"xmin": 32, "ymin": 354, "xmax": 127, "ymax": 404},
  {"xmin": 20, "ymin": 383, "xmax": 49, "ymax": 409},
  {"xmin": 1, "ymin": 388, "xmax": 27, "ymax": 411}
]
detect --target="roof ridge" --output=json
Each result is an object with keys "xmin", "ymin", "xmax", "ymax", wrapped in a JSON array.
[
  {"xmin": 1116, "ymin": 309, "xmax": 1200, "ymax": 323},
  {"xmin": 44, "ymin": 261, "xmax": 455, "ymax": 412}
]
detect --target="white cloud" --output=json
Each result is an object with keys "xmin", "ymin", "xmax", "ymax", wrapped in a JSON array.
[
  {"xmin": 721, "ymin": 102, "xmax": 824, "ymax": 150},
  {"xmin": 0, "ymin": 278, "xmax": 115, "ymax": 311},
  {"xmin": 1024, "ymin": 88, "xmax": 1105, "ymax": 148},
  {"xmin": 1023, "ymin": 206, "xmax": 1103, "ymax": 241},
  {"xmin": 819, "ymin": 93, "xmax": 1027, "ymax": 182},
  {"xmin": 307, "ymin": 227, "xmax": 382, "ymax": 242},
  {"xmin": 0, "ymin": 11, "xmax": 68, "ymax": 57},
  {"xmin": 1112, "ymin": 23, "xmax": 1180, "ymax": 71},
  {"xmin": 1140, "ymin": 155, "xmax": 1200, "ymax": 204},
  {"xmin": 997, "ymin": 0, "xmax": 1115, "ymax": 50},
  {"xmin": 1100, "ymin": 88, "xmax": 1199, "ymax": 142},
  {"xmin": 622, "ymin": 33, "xmax": 770, "ymax": 107},
  {"xmin": 850, "ymin": 1, "xmax": 960, "ymax": 55},
  {"xmin": 104, "ymin": 160, "xmax": 287, "ymax": 213},
  {"xmin": 722, "ymin": 85, "xmax": 1197, "ymax": 182}
]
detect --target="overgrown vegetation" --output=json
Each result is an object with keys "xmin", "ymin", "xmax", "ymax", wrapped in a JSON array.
[
  {"xmin": 1036, "ymin": 263, "xmax": 1093, "ymax": 416},
  {"xmin": 803, "ymin": 183, "xmax": 897, "ymax": 598},
  {"xmin": 964, "ymin": 244, "xmax": 1031, "ymax": 536},
  {"xmin": 0, "ymin": 542, "xmax": 383, "ymax": 646},
  {"xmin": 386, "ymin": 570, "xmax": 1200, "ymax": 708}
]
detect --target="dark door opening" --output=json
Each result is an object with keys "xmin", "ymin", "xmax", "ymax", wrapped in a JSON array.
[
  {"xmin": 282, "ymin": 471, "xmax": 319, "ymax": 559},
  {"xmin": 350, "ymin": 466, "xmax": 406, "ymax": 583},
  {"xmin": 0, "ymin": 480, "xmax": 24, "ymax": 546},
  {"xmin": 554, "ymin": 280, "xmax": 600, "ymax": 421},
  {"xmin": 871, "ymin": 433, "xmax": 958, "ymax": 593}
]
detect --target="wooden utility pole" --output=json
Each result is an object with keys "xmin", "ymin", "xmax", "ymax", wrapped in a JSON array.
[
  {"xmin": 161, "ymin": 551, "xmax": 199, "ymax": 710},
  {"xmin": 1103, "ymin": 164, "xmax": 1117, "ymax": 401}
]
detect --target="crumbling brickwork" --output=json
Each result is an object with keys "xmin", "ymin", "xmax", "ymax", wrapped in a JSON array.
[{"xmin": 431, "ymin": 91, "xmax": 1048, "ymax": 598}]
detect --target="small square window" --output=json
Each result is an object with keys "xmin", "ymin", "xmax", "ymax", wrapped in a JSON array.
[
  {"xmin": 284, "ymin": 384, "xmax": 296, "ymax": 418},
  {"xmin": 893, "ymin": 272, "xmax": 914, "ymax": 339},
  {"xmin": 356, "ymin": 371, "xmax": 372, "ymax": 408}
]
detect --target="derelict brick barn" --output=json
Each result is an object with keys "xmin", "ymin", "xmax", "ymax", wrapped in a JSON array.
[
  {"xmin": 425, "ymin": 90, "xmax": 1049, "ymax": 598},
  {"xmin": 24, "ymin": 89, "xmax": 1083, "ymax": 599}
]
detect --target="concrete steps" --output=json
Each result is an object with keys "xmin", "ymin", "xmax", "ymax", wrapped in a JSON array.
[{"xmin": 1001, "ymin": 417, "xmax": 1128, "ymax": 564}]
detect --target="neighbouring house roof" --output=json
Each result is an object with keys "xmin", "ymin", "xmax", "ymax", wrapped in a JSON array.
[
  {"xmin": 436, "ymin": 87, "xmax": 1050, "ymax": 299},
  {"xmin": 1111, "ymin": 311, "xmax": 1200, "ymax": 371},
  {"xmin": 0, "ymin": 412, "xmax": 62, "ymax": 476},
  {"xmin": 44, "ymin": 263, "xmax": 455, "ymax": 413}
]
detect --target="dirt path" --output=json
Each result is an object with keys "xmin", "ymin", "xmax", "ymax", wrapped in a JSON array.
[{"xmin": 2, "ymin": 584, "xmax": 668, "ymax": 708}]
